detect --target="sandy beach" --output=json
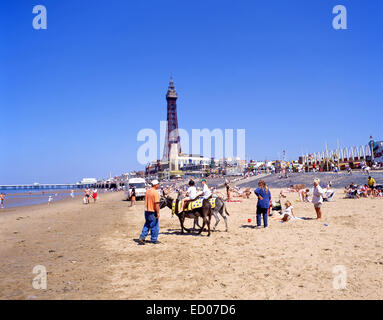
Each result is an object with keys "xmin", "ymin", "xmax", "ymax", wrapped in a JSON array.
[{"xmin": 1, "ymin": 187, "xmax": 383, "ymax": 300}]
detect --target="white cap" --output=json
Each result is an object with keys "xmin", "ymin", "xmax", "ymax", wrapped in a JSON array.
[{"xmin": 151, "ymin": 179, "xmax": 159, "ymax": 186}]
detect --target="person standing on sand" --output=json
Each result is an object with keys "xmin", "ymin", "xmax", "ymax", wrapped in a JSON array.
[
  {"xmin": 368, "ymin": 176, "xmax": 376, "ymax": 189},
  {"xmin": 84, "ymin": 187, "xmax": 90, "ymax": 204},
  {"xmin": 0, "ymin": 193, "xmax": 5, "ymax": 209},
  {"xmin": 92, "ymin": 187, "xmax": 98, "ymax": 203},
  {"xmin": 312, "ymin": 178, "xmax": 324, "ymax": 220},
  {"xmin": 367, "ymin": 176, "xmax": 376, "ymax": 198},
  {"xmin": 254, "ymin": 180, "xmax": 271, "ymax": 228},
  {"xmin": 225, "ymin": 180, "xmax": 231, "ymax": 201},
  {"xmin": 138, "ymin": 180, "xmax": 161, "ymax": 245},
  {"xmin": 130, "ymin": 186, "xmax": 136, "ymax": 207}
]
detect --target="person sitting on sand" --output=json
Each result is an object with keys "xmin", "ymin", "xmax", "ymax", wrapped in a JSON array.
[
  {"xmin": 243, "ymin": 187, "xmax": 251, "ymax": 199},
  {"xmin": 280, "ymin": 201, "xmax": 297, "ymax": 222},
  {"xmin": 345, "ymin": 182, "xmax": 359, "ymax": 199},
  {"xmin": 297, "ymin": 188, "xmax": 310, "ymax": 202},
  {"xmin": 357, "ymin": 184, "xmax": 368, "ymax": 198}
]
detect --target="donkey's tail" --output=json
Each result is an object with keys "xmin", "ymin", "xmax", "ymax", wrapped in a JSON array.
[{"xmin": 224, "ymin": 204, "xmax": 230, "ymax": 216}]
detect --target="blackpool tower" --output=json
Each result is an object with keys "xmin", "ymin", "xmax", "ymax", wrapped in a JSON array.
[{"xmin": 162, "ymin": 76, "xmax": 181, "ymax": 161}]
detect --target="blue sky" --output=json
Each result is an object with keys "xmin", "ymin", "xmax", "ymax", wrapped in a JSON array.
[{"xmin": 0, "ymin": 0, "xmax": 382, "ymax": 184}]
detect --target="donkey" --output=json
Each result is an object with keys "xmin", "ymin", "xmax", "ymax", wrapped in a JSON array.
[
  {"xmin": 194, "ymin": 197, "xmax": 230, "ymax": 232},
  {"xmin": 159, "ymin": 196, "xmax": 212, "ymax": 236}
]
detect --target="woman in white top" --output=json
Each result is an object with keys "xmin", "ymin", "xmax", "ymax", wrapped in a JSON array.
[
  {"xmin": 281, "ymin": 200, "xmax": 296, "ymax": 222},
  {"xmin": 312, "ymin": 178, "xmax": 324, "ymax": 220}
]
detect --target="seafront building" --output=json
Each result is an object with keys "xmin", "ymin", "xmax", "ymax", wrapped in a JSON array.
[
  {"xmin": 299, "ymin": 138, "xmax": 383, "ymax": 171},
  {"xmin": 80, "ymin": 178, "xmax": 97, "ymax": 185}
]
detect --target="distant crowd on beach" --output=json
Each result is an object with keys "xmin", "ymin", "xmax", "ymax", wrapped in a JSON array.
[
  {"xmin": 344, "ymin": 176, "xmax": 383, "ymax": 199},
  {"xmin": 81, "ymin": 185, "xmax": 125, "ymax": 205}
]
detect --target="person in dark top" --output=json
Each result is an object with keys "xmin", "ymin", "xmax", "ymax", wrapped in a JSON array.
[
  {"xmin": 130, "ymin": 186, "xmax": 136, "ymax": 207},
  {"xmin": 254, "ymin": 180, "xmax": 272, "ymax": 228},
  {"xmin": 225, "ymin": 180, "xmax": 231, "ymax": 201}
]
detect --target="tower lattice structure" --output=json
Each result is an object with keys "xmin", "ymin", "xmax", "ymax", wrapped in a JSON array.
[{"xmin": 163, "ymin": 76, "xmax": 181, "ymax": 161}]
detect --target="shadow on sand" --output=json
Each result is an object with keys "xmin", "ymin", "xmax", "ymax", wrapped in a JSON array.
[
  {"xmin": 240, "ymin": 224, "xmax": 258, "ymax": 229},
  {"xmin": 132, "ymin": 238, "xmax": 164, "ymax": 245},
  {"xmin": 160, "ymin": 228, "xmax": 210, "ymax": 237}
]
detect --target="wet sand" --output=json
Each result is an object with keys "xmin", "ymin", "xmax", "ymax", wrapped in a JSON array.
[{"xmin": 0, "ymin": 189, "xmax": 383, "ymax": 299}]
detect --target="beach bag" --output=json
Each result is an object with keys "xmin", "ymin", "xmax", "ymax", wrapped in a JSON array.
[
  {"xmin": 83, "ymin": 197, "xmax": 87, "ymax": 204},
  {"xmin": 272, "ymin": 201, "xmax": 282, "ymax": 211}
]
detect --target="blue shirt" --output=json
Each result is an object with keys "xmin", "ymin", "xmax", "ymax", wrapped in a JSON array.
[{"xmin": 254, "ymin": 188, "xmax": 271, "ymax": 209}]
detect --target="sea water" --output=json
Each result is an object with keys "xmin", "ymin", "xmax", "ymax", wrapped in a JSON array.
[{"xmin": 0, "ymin": 187, "xmax": 84, "ymax": 208}]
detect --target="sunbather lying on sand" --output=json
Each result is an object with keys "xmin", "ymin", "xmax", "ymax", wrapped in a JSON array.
[
  {"xmin": 231, "ymin": 187, "xmax": 251, "ymax": 199},
  {"xmin": 287, "ymin": 184, "xmax": 306, "ymax": 192}
]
